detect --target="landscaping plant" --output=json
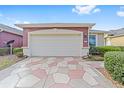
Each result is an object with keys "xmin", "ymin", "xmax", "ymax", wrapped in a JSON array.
[
  {"xmin": 13, "ymin": 48, "xmax": 23, "ymax": 54},
  {"xmin": 0, "ymin": 48, "xmax": 9, "ymax": 56},
  {"xmin": 0, "ymin": 58, "xmax": 14, "ymax": 70},
  {"xmin": 89, "ymin": 46, "xmax": 124, "ymax": 56},
  {"xmin": 96, "ymin": 46, "xmax": 122, "ymax": 56},
  {"xmin": 13, "ymin": 48, "xmax": 23, "ymax": 58},
  {"xmin": 104, "ymin": 51, "xmax": 124, "ymax": 84}
]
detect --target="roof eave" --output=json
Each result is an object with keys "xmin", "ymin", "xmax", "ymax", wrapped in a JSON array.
[{"xmin": 15, "ymin": 23, "xmax": 95, "ymax": 28}]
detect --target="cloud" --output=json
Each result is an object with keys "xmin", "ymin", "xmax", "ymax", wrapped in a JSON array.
[
  {"xmin": 23, "ymin": 21, "xmax": 30, "ymax": 24},
  {"xmin": 15, "ymin": 20, "xmax": 21, "ymax": 24},
  {"xmin": 117, "ymin": 11, "xmax": 124, "ymax": 17},
  {"xmin": 14, "ymin": 20, "xmax": 30, "ymax": 24},
  {"xmin": 6, "ymin": 16, "xmax": 30, "ymax": 24},
  {"xmin": 117, "ymin": 6, "xmax": 124, "ymax": 17},
  {"xmin": 72, "ymin": 5, "xmax": 100, "ymax": 15},
  {"xmin": 93, "ymin": 8, "xmax": 101, "ymax": 13}
]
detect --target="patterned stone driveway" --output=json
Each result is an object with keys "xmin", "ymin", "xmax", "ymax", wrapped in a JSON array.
[{"xmin": 0, "ymin": 57, "xmax": 114, "ymax": 88}]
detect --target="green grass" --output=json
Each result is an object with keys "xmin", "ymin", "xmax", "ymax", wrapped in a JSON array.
[{"xmin": 0, "ymin": 58, "xmax": 16, "ymax": 70}]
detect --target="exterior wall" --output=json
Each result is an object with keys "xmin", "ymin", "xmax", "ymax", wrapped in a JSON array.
[
  {"xmin": 81, "ymin": 48, "xmax": 89, "ymax": 56},
  {"xmin": 89, "ymin": 33, "xmax": 105, "ymax": 46},
  {"xmin": 23, "ymin": 47, "xmax": 30, "ymax": 56},
  {"xmin": 0, "ymin": 31, "xmax": 23, "ymax": 48},
  {"xmin": 23, "ymin": 46, "xmax": 89, "ymax": 57},
  {"xmin": 0, "ymin": 33, "xmax": 2, "ymax": 47},
  {"xmin": 23, "ymin": 27, "xmax": 89, "ymax": 48},
  {"xmin": 97, "ymin": 33, "xmax": 105, "ymax": 46},
  {"xmin": 110, "ymin": 36, "xmax": 124, "ymax": 46},
  {"xmin": 105, "ymin": 37, "xmax": 111, "ymax": 46}
]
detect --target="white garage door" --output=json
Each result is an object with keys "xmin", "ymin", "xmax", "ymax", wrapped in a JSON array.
[{"xmin": 30, "ymin": 34, "xmax": 82, "ymax": 56}]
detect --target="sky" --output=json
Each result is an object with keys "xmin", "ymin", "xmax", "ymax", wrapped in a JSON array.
[{"xmin": 0, "ymin": 5, "xmax": 124, "ymax": 31}]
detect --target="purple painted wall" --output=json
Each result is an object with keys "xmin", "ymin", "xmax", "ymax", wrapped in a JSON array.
[{"xmin": 0, "ymin": 31, "xmax": 23, "ymax": 48}]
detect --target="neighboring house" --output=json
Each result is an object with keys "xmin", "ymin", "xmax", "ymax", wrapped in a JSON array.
[
  {"xmin": 89, "ymin": 30, "xmax": 107, "ymax": 47},
  {"xmin": 0, "ymin": 24, "xmax": 23, "ymax": 48},
  {"xmin": 16, "ymin": 23, "xmax": 95, "ymax": 56},
  {"xmin": 105, "ymin": 28, "xmax": 124, "ymax": 46}
]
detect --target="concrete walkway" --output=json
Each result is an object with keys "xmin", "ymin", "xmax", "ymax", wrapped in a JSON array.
[{"xmin": 0, "ymin": 57, "xmax": 114, "ymax": 88}]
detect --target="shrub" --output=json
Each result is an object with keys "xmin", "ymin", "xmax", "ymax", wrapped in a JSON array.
[
  {"xmin": 13, "ymin": 48, "xmax": 23, "ymax": 54},
  {"xmin": 15, "ymin": 52, "xmax": 23, "ymax": 58},
  {"xmin": 104, "ymin": 52, "xmax": 124, "ymax": 84},
  {"xmin": 13, "ymin": 48, "xmax": 23, "ymax": 58},
  {"xmin": 118, "ymin": 46, "xmax": 124, "ymax": 51},
  {"xmin": 97, "ymin": 46, "xmax": 121, "ymax": 56},
  {"xmin": 89, "ymin": 46, "xmax": 122, "ymax": 56},
  {"xmin": 0, "ymin": 48, "xmax": 9, "ymax": 56},
  {"xmin": 89, "ymin": 47, "xmax": 100, "ymax": 55}
]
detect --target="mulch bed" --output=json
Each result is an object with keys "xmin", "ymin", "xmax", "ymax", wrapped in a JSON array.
[
  {"xmin": 97, "ymin": 68, "xmax": 124, "ymax": 88},
  {"xmin": 83, "ymin": 55, "xmax": 104, "ymax": 61}
]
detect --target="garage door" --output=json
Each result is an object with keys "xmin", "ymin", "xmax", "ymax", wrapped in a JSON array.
[{"xmin": 30, "ymin": 34, "xmax": 82, "ymax": 56}]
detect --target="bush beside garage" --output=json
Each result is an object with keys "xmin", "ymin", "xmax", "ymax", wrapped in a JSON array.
[{"xmin": 104, "ymin": 52, "xmax": 124, "ymax": 84}]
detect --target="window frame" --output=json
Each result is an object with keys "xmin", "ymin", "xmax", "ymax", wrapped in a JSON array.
[{"xmin": 89, "ymin": 34, "xmax": 97, "ymax": 47}]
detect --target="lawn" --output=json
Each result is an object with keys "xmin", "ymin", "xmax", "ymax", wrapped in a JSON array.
[{"xmin": 0, "ymin": 55, "xmax": 25, "ymax": 70}]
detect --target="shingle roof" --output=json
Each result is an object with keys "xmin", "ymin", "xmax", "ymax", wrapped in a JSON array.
[
  {"xmin": 0, "ymin": 24, "xmax": 23, "ymax": 36},
  {"xmin": 109, "ymin": 28, "xmax": 124, "ymax": 36},
  {"xmin": 90, "ymin": 30, "xmax": 108, "ymax": 34}
]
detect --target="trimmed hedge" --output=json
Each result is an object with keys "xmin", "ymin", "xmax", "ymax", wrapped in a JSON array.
[
  {"xmin": 104, "ymin": 52, "xmax": 124, "ymax": 84},
  {"xmin": 13, "ymin": 48, "xmax": 23, "ymax": 58},
  {"xmin": 97, "ymin": 46, "xmax": 121, "ymax": 56},
  {"xmin": 89, "ymin": 46, "xmax": 124, "ymax": 56},
  {"xmin": 0, "ymin": 48, "xmax": 9, "ymax": 56},
  {"xmin": 118, "ymin": 46, "xmax": 124, "ymax": 51},
  {"xmin": 13, "ymin": 48, "xmax": 23, "ymax": 54},
  {"xmin": 0, "ymin": 48, "xmax": 23, "ymax": 56}
]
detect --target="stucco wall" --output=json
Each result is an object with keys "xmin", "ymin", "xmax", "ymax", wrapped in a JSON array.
[
  {"xmin": 23, "ymin": 27, "xmax": 89, "ymax": 48},
  {"xmin": 89, "ymin": 33, "xmax": 105, "ymax": 46},
  {"xmin": 97, "ymin": 33, "xmax": 105, "ymax": 46},
  {"xmin": 110, "ymin": 36, "xmax": 124, "ymax": 46},
  {"xmin": 0, "ymin": 31, "xmax": 23, "ymax": 48}
]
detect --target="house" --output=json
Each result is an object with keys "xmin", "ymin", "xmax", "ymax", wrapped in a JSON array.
[
  {"xmin": 0, "ymin": 24, "xmax": 23, "ymax": 48},
  {"xmin": 89, "ymin": 30, "xmax": 107, "ymax": 47},
  {"xmin": 105, "ymin": 28, "xmax": 124, "ymax": 46},
  {"xmin": 16, "ymin": 23, "xmax": 95, "ymax": 56},
  {"xmin": 16, "ymin": 23, "xmax": 106, "ymax": 57}
]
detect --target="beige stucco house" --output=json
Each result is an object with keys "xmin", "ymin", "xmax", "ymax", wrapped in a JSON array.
[
  {"xmin": 16, "ymin": 23, "xmax": 107, "ymax": 57},
  {"xmin": 105, "ymin": 28, "xmax": 124, "ymax": 46},
  {"xmin": 15, "ymin": 23, "xmax": 115, "ymax": 57},
  {"xmin": 16, "ymin": 23, "xmax": 124, "ymax": 57},
  {"xmin": 89, "ymin": 30, "xmax": 106, "ymax": 47}
]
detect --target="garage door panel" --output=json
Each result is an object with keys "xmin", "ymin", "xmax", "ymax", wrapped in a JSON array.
[
  {"xmin": 32, "ymin": 43, "xmax": 80, "ymax": 48},
  {"xmin": 32, "ymin": 50, "xmax": 80, "ymax": 56},
  {"xmin": 30, "ymin": 34, "xmax": 82, "ymax": 56},
  {"xmin": 32, "ymin": 37, "xmax": 80, "ymax": 43}
]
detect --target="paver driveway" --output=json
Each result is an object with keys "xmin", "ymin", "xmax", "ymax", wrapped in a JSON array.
[{"xmin": 0, "ymin": 57, "xmax": 114, "ymax": 88}]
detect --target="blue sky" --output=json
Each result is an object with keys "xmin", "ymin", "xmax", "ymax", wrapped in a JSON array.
[{"xmin": 0, "ymin": 5, "xmax": 124, "ymax": 30}]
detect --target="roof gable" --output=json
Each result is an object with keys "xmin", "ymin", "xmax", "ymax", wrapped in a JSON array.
[{"xmin": 0, "ymin": 24, "xmax": 23, "ymax": 36}]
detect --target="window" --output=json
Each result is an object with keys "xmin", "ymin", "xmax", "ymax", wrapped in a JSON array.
[{"xmin": 89, "ymin": 35, "xmax": 96, "ymax": 47}]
